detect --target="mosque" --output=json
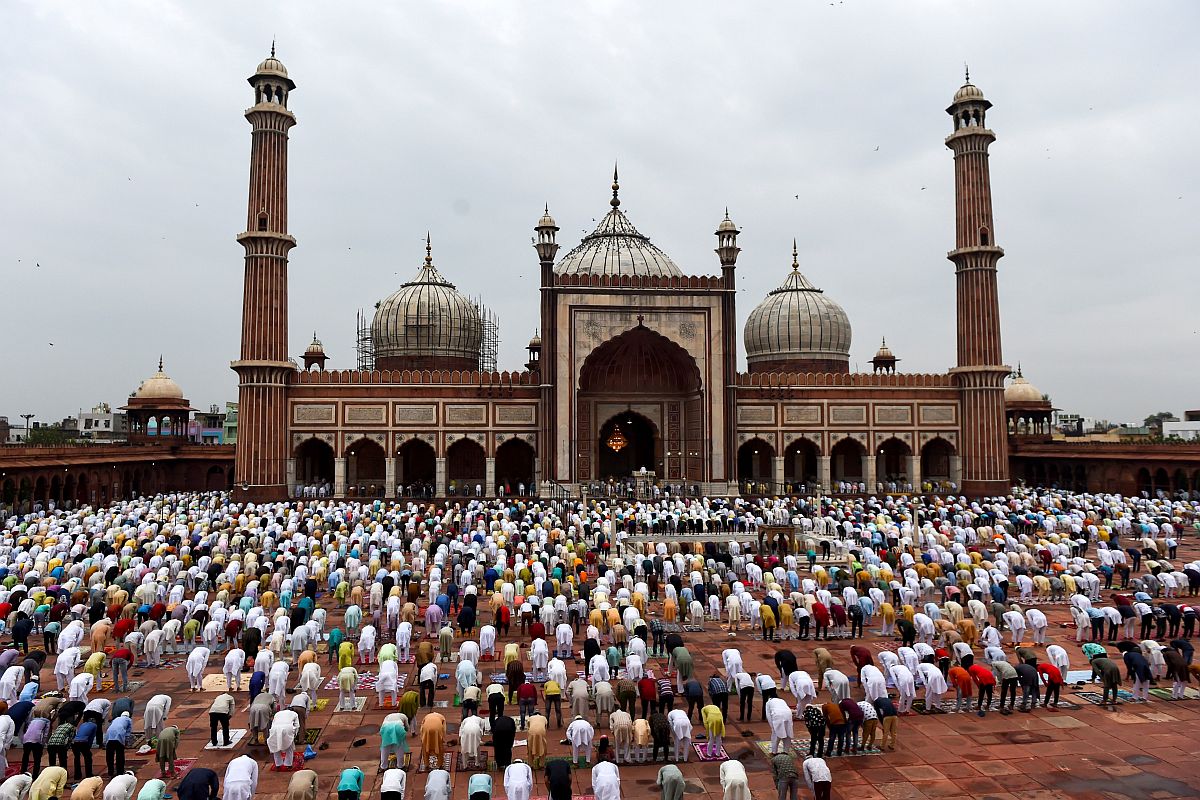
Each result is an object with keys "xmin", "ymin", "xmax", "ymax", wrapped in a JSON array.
[{"xmin": 231, "ymin": 51, "xmax": 1025, "ymax": 502}]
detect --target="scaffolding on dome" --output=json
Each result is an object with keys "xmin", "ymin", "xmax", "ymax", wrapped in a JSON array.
[
  {"xmin": 472, "ymin": 296, "xmax": 499, "ymax": 374},
  {"xmin": 355, "ymin": 307, "xmax": 375, "ymax": 371}
]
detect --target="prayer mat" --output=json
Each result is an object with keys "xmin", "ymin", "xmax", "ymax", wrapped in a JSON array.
[
  {"xmin": 333, "ymin": 697, "xmax": 368, "ymax": 712},
  {"xmin": 416, "ymin": 751, "xmax": 457, "ymax": 773},
  {"xmin": 661, "ymin": 624, "xmax": 682, "ymax": 633},
  {"xmin": 1074, "ymin": 690, "xmax": 1142, "ymax": 706},
  {"xmin": 912, "ymin": 698, "xmax": 1079, "ymax": 714},
  {"xmin": 1149, "ymin": 688, "xmax": 1200, "ymax": 701},
  {"xmin": 98, "ymin": 680, "xmax": 145, "ymax": 693},
  {"xmin": 304, "ymin": 727, "xmax": 322, "ymax": 744},
  {"xmin": 434, "ymin": 700, "xmax": 450, "ymax": 708},
  {"xmin": 692, "ymin": 742, "xmax": 730, "ymax": 761},
  {"xmin": 755, "ymin": 740, "xmax": 880, "ymax": 759},
  {"xmin": 396, "ymin": 674, "xmax": 409, "ymax": 689},
  {"xmin": 1064, "ymin": 670, "xmax": 1094, "ymax": 684},
  {"xmin": 458, "ymin": 749, "xmax": 489, "ymax": 771},
  {"xmin": 324, "ymin": 671, "xmax": 377, "ymax": 691},
  {"xmin": 399, "ymin": 655, "xmax": 416, "ymax": 663},
  {"xmin": 682, "ymin": 625, "xmax": 704, "ymax": 632},
  {"xmin": 202, "ymin": 673, "xmax": 251, "ymax": 692},
  {"xmin": 313, "ymin": 698, "xmax": 330, "ymax": 711},
  {"xmin": 158, "ymin": 657, "xmax": 188, "ymax": 669},
  {"xmin": 171, "ymin": 758, "xmax": 198, "ymax": 779},
  {"xmin": 203, "ymin": 729, "xmax": 247, "ymax": 750}
]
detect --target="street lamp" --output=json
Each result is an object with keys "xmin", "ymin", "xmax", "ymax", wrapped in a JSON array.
[{"xmin": 19, "ymin": 414, "xmax": 33, "ymax": 441}]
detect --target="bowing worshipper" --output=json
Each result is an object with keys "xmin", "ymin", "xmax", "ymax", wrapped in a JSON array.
[
  {"xmin": 917, "ymin": 662, "xmax": 948, "ymax": 710},
  {"xmin": 656, "ymin": 763, "xmax": 685, "ymax": 800},
  {"xmin": 593, "ymin": 680, "xmax": 614, "ymax": 726},
  {"xmin": 526, "ymin": 711, "xmax": 549, "ymax": 768},
  {"xmin": 455, "ymin": 655, "xmax": 478, "ymax": 701},
  {"xmin": 672, "ymin": 646, "xmax": 694, "ymax": 695},
  {"xmin": 359, "ymin": 625, "xmax": 377, "ymax": 663},
  {"xmin": 135, "ymin": 779, "xmax": 166, "ymax": 800},
  {"xmin": 419, "ymin": 711, "xmax": 446, "ymax": 770},
  {"xmin": 568, "ymin": 676, "xmax": 590, "ymax": 719},
  {"xmin": 185, "ymin": 646, "xmax": 209, "ymax": 691},
  {"xmin": 701, "ymin": 702, "xmax": 724, "ymax": 758},
  {"xmin": 425, "ymin": 769, "xmax": 452, "ymax": 800},
  {"xmin": 268, "ymin": 705, "xmax": 300, "ymax": 770},
  {"xmin": 142, "ymin": 695, "xmax": 171, "ymax": 742},
  {"xmin": 377, "ymin": 660, "xmax": 400, "ymax": 707},
  {"xmin": 29, "ymin": 766, "xmax": 67, "ymax": 800},
  {"xmin": 766, "ymin": 695, "xmax": 794, "ymax": 754},
  {"xmin": 458, "ymin": 713, "xmax": 484, "ymax": 769},
  {"xmin": 802, "ymin": 755, "xmax": 833, "ymax": 800},
  {"xmin": 248, "ymin": 691, "xmax": 277, "ymax": 746},
  {"xmin": 208, "ymin": 693, "xmax": 235, "ymax": 748},
  {"xmin": 223, "ymin": 647, "xmax": 246, "ymax": 692},
  {"xmin": 53, "ymin": 648, "xmax": 80, "ymax": 692},
  {"xmin": 286, "ymin": 769, "xmax": 319, "ymax": 800},
  {"xmin": 177, "ymin": 767, "xmax": 220, "ymax": 800},
  {"xmin": 504, "ymin": 759, "xmax": 534, "ymax": 800},
  {"xmin": 155, "ymin": 725, "xmax": 180, "ymax": 779},
  {"xmin": 667, "ymin": 708, "xmax": 692, "ymax": 763},
  {"xmin": 821, "ymin": 668, "xmax": 849, "ymax": 704},
  {"xmin": 889, "ymin": 663, "xmax": 916, "ymax": 714},
  {"xmin": 337, "ymin": 665, "xmax": 359, "ymax": 711},
  {"xmin": 102, "ymin": 773, "xmax": 137, "ymax": 800},
  {"xmin": 1163, "ymin": 646, "xmax": 1190, "ymax": 699},
  {"xmin": 504, "ymin": 658, "xmax": 526, "ymax": 704},
  {"xmin": 299, "ymin": 661, "xmax": 322, "ymax": 703},
  {"xmin": 567, "ymin": 714, "xmax": 595, "ymax": 765},
  {"xmin": 546, "ymin": 758, "xmax": 573, "ymax": 800},
  {"xmin": 493, "ymin": 713, "xmax": 517, "ymax": 770},
  {"xmin": 71, "ymin": 776, "xmax": 104, "ymax": 800},
  {"xmin": 420, "ymin": 661, "xmax": 439, "ymax": 708},
  {"xmin": 719, "ymin": 760, "xmax": 750, "ymax": 800},
  {"xmin": 379, "ymin": 769, "xmax": 405, "ymax": 800},
  {"xmin": 399, "ymin": 689, "xmax": 420, "ymax": 721},
  {"xmin": 592, "ymin": 760, "xmax": 621, "ymax": 800},
  {"xmin": 0, "ymin": 774, "xmax": 33, "ymax": 800},
  {"xmin": 337, "ymin": 766, "xmax": 364, "ymax": 800}
]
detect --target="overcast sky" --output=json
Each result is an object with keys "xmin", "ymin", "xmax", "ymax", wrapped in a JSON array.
[{"xmin": 2, "ymin": 1, "xmax": 1197, "ymax": 427}]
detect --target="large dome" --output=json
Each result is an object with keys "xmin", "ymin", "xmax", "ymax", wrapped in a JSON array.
[
  {"xmin": 133, "ymin": 358, "xmax": 185, "ymax": 400},
  {"xmin": 1005, "ymin": 369, "xmax": 1046, "ymax": 404},
  {"xmin": 554, "ymin": 172, "xmax": 683, "ymax": 279},
  {"xmin": 744, "ymin": 244, "xmax": 852, "ymax": 372},
  {"xmin": 371, "ymin": 239, "xmax": 482, "ymax": 370}
]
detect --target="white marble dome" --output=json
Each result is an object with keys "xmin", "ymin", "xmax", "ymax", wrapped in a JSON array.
[{"xmin": 744, "ymin": 246, "xmax": 852, "ymax": 368}]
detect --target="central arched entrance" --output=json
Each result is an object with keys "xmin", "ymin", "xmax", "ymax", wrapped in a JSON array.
[
  {"xmin": 597, "ymin": 411, "xmax": 658, "ymax": 479},
  {"xmin": 577, "ymin": 325, "xmax": 704, "ymax": 484}
]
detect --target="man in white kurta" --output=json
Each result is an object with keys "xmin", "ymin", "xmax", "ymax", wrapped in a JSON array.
[
  {"xmin": 592, "ymin": 760, "xmax": 621, "ymax": 800},
  {"xmin": 459, "ymin": 714, "xmax": 483, "ymax": 765},
  {"xmin": 223, "ymin": 754, "xmax": 259, "ymax": 800},
  {"xmin": 269, "ymin": 661, "xmax": 291, "ymax": 700},
  {"xmin": 719, "ymin": 760, "xmax": 750, "ymax": 800},
  {"xmin": 765, "ymin": 696, "xmax": 793, "ymax": 754},
  {"xmin": 186, "ymin": 646, "xmax": 210, "ymax": 691},
  {"xmin": 143, "ymin": 694, "xmax": 172, "ymax": 740},
  {"xmin": 224, "ymin": 647, "xmax": 247, "ymax": 692},
  {"xmin": 917, "ymin": 663, "xmax": 947, "ymax": 708},
  {"xmin": 566, "ymin": 715, "xmax": 594, "ymax": 764},
  {"xmin": 667, "ymin": 708, "xmax": 692, "ymax": 763},
  {"xmin": 54, "ymin": 646, "xmax": 80, "ymax": 691},
  {"xmin": 268, "ymin": 708, "xmax": 301, "ymax": 768},
  {"xmin": 503, "ymin": 759, "xmax": 533, "ymax": 800},
  {"xmin": 822, "ymin": 669, "xmax": 850, "ymax": 703}
]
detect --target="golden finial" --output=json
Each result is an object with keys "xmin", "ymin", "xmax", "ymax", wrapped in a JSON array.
[
  {"xmin": 611, "ymin": 163, "xmax": 620, "ymax": 209},
  {"xmin": 791, "ymin": 239, "xmax": 799, "ymax": 271},
  {"xmin": 424, "ymin": 232, "xmax": 433, "ymax": 266}
]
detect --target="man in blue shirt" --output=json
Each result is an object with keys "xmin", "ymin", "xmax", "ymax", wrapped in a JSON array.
[
  {"xmin": 105, "ymin": 711, "xmax": 134, "ymax": 777},
  {"xmin": 337, "ymin": 766, "xmax": 364, "ymax": 800},
  {"xmin": 72, "ymin": 718, "xmax": 99, "ymax": 779}
]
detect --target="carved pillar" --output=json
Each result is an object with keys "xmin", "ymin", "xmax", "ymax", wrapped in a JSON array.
[
  {"xmin": 533, "ymin": 457, "xmax": 541, "ymax": 495},
  {"xmin": 485, "ymin": 457, "xmax": 497, "ymax": 496},
  {"xmin": 818, "ymin": 456, "xmax": 831, "ymax": 493},
  {"xmin": 286, "ymin": 459, "xmax": 296, "ymax": 497},
  {"xmin": 436, "ymin": 457, "xmax": 448, "ymax": 496},
  {"xmin": 864, "ymin": 453, "xmax": 877, "ymax": 494},
  {"xmin": 334, "ymin": 458, "xmax": 346, "ymax": 497},
  {"xmin": 385, "ymin": 457, "xmax": 396, "ymax": 498},
  {"xmin": 950, "ymin": 456, "xmax": 963, "ymax": 490},
  {"xmin": 907, "ymin": 455, "xmax": 920, "ymax": 492},
  {"xmin": 773, "ymin": 456, "xmax": 785, "ymax": 491}
]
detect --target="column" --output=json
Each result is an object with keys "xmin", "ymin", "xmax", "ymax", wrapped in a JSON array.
[
  {"xmin": 818, "ymin": 456, "xmax": 831, "ymax": 493},
  {"xmin": 385, "ymin": 457, "xmax": 397, "ymax": 498},
  {"xmin": 286, "ymin": 459, "xmax": 296, "ymax": 497},
  {"xmin": 864, "ymin": 453, "xmax": 877, "ymax": 494},
  {"xmin": 950, "ymin": 456, "xmax": 963, "ymax": 490},
  {"xmin": 485, "ymin": 457, "xmax": 497, "ymax": 496},
  {"xmin": 435, "ymin": 457, "xmax": 448, "ymax": 496},
  {"xmin": 773, "ymin": 456, "xmax": 785, "ymax": 491},
  {"xmin": 533, "ymin": 457, "xmax": 541, "ymax": 496},
  {"xmin": 334, "ymin": 458, "xmax": 346, "ymax": 497},
  {"xmin": 907, "ymin": 455, "xmax": 920, "ymax": 493}
]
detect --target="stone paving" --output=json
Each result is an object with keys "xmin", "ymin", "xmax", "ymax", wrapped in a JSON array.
[{"xmin": 51, "ymin": 547, "xmax": 1200, "ymax": 800}]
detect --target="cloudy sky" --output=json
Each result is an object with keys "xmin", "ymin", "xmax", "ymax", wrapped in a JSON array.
[{"xmin": 2, "ymin": 1, "xmax": 1196, "ymax": 426}]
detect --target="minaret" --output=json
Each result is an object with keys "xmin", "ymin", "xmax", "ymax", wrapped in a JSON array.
[
  {"xmin": 534, "ymin": 203, "xmax": 560, "ymax": 487},
  {"xmin": 715, "ymin": 209, "xmax": 740, "ymax": 485},
  {"xmin": 945, "ymin": 69, "xmax": 1010, "ymax": 496},
  {"xmin": 232, "ymin": 45, "xmax": 298, "ymax": 501}
]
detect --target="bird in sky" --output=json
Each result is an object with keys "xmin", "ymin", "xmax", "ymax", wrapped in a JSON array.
[{"xmin": 874, "ymin": 146, "xmax": 880, "ymax": 151}]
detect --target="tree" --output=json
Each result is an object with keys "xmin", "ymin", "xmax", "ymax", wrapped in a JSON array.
[
  {"xmin": 27, "ymin": 426, "xmax": 72, "ymax": 445},
  {"xmin": 1143, "ymin": 411, "xmax": 1177, "ymax": 435}
]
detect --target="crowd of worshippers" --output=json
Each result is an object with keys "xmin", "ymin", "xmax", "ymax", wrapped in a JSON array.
[{"xmin": 0, "ymin": 487, "xmax": 1192, "ymax": 800}]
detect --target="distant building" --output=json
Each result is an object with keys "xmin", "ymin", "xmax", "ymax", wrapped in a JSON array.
[
  {"xmin": 1164, "ymin": 410, "xmax": 1200, "ymax": 441},
  {"xmin": 223, "ymin": 403, "xmax": 238, "ymax": 445},
  {"xmin": 78, "ymin": 403, "xmax": 128, "ymax": 442},
  {"xmin": 190, "ymin": 405, "xmax": 227, "ymax": 444}
]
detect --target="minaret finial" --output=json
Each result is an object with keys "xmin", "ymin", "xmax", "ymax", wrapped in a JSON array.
[
  {"xmin": 724, "ymin": 206, "xmax": 730, "ymax": 220},
  {"xmin": 964, "ymin": 62, "xmax": 970, "ymax": 83},
  {"xmin": 1016, "ymin": 361, "xmax": 1022, "ymax": 377},
  {"xmin": 881, "ymin": 336, "xmax": 887, "ymax": 347},
  {"xmin": 271, "ymin": 39, "xmax": 276, "ymax": 58},
  {"xmin": 611, "ymin": 163, "xmax": 620, "ymax": 209},
  {"xmin": 158, "ymin": 354, "xmax": 163, "ymax": 372},
  {"xmin": 424, "ymin": 232, "xmax": 433, "ymax": 266},
  {"xmin": 791, "ymin": 239, "xmax": 799, "ymax": 271}
]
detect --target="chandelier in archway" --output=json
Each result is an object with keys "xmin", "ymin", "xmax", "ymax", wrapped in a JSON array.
[{"xmin": 606, "ymin": 424, "xmax": 629, "ymax": 453}]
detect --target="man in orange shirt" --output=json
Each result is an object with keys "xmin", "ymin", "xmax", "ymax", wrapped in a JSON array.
[{"xmin": 947, "ymin": 665, "xmax": 973, "ymax": 713}]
